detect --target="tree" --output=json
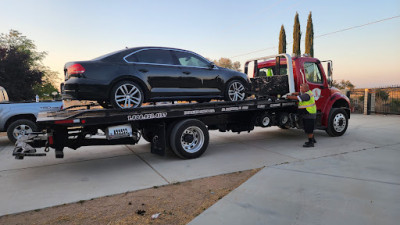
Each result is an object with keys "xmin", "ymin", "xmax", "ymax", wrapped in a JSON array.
[
  {"xmin": 33, "ymin": 68, "xmax": 61, "ymax": 99},
  {"xmin": 305, "ymin": 12, "xmax": 314, "ymax": 57},
  {"xmin": 212, "ymin": 58, "xmax": 241, "ymax": 72},
  {"xmin": 376, "ymin": 89, "xmax": 389, "ymax": 101},
  {"xmin": 332, "ymin": 79, "xmax": 355, "ymax": 90},
  {"xmin": 278, "ymin": 25, "xmax": 286, "ymax": 54},
  {"xmin": 0, "ymin": 30, "xmax": 59, "ymax": 101},
  {"xmin": 293, "ymin": 12, "xmax": 301, "ymax": 56}
]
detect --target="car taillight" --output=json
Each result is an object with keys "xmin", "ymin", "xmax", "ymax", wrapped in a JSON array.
[{"xmin": 67, "ymin": 64, "xmax": 85, "ymax": 77}]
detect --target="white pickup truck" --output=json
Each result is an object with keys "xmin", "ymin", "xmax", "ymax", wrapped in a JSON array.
[{"xmin": 0, "ymin": 86, "xmax": 63, "ymax": 143}]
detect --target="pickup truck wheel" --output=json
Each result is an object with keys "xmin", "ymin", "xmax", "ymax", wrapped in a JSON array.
[
  {"xmin": 7, "ymin": 119, "xmax": 38, "ymax": 143},
  {"xmin": 170, "ymin": 119, "xmax": 209, "ymax": 159},
  {"xmin": 110, "ymin": 81, "xmax": 144, "ymax": 109},
  {"xmin": 326, "ymin": 108, "xmax": 348, "ymax": 137},
  {"xmin": 224, "ymin": 80, "xmax": 246, "ymax": 101}
]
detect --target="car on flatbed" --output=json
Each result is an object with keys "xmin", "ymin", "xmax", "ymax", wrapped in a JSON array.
[{"xmin": 62, "ymin": 47, "xmax": 249, "ymax": 109}]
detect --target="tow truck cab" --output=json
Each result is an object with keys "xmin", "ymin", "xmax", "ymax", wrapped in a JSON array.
[{"xmin": 254, "ymin": 55, "xmax": 350, "ymax": 128}]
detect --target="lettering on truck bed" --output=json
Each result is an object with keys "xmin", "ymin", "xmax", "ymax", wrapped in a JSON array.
[{"xmin": 127, "ymin": 112, "xmax": 167, "ymax": 121}]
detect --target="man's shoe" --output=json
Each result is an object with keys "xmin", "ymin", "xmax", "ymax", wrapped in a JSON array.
[{"xmin": 303, "ymin": 141, "xmax": 314, "ymax": 147}]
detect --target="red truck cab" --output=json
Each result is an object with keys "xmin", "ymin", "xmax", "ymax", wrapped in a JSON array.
[{"xmin": 246, "ymin": 54, "xmax": 350, "ymax": 136}]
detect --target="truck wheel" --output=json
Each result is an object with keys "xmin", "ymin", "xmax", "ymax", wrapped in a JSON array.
[
  {"xmin": 326, "ymin": 108, "xmax": 348, "ymax": 137},
  {"xmin": 110, "ymin": 81, "xmax": 144, "ymax": 109},
  {"xmin": 278, "ymin": 112, "xmax": 290, "ymax": 129},
  {"xmin": 7, "ymin": 119, "xmax": 38, "ymax": 143},
  {"xmin": 170, "ymin": 119, "xmax": 209, "ymax": 159},
  {"xmin": 224, "ymin": 80, "xmax": 246, "ymax": 101}
]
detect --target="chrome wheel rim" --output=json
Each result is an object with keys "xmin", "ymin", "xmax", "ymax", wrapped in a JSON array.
[
  {"xmin": 228, "ymin": 82, "xmax": 245, "ymax": 101},
  {"xmin": 333, "ymin": 113, "xmax": 346, "ymax": 133},
  {"xmin": 13, "ymin": 125, "xmax": 33, "ymax": 140},
  {"xmin": 180, "ymin": 126, "xmax": 204, "ymax": 153},
  {"xmin": 115, "ymin": 84, "xmax": 142, "ymax": 108},
  {"xmin": 262, "ymin": 117, "xmax": 270, "ymax": 126}
]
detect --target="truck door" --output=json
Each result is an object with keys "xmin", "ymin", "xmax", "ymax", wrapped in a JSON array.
[{"xmin": 302, "ymin": 61, "xmax": 330, "ymax": 111}]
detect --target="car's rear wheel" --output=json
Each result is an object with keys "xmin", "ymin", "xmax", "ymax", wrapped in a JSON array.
[
  {"xmin": 224, "ymin": 80, "xmax": 246, "ymax": 101},
  {"xmin": 110, "ymin": 81, "xmax": 144, "ymax": 109}
]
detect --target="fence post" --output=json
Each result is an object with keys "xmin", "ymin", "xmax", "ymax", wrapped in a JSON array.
[
  {"xmin": 364, "ymin": 89, "xmax": 369, "ymax": 115},
  {"xmin": 370, "ymin": 91, "xmax": 376, "ymax": 114}
]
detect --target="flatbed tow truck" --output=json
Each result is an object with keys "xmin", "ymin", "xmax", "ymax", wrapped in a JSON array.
[{"xmin": 13, "ymin": 54, "xmax": 351, "ymax": 160}]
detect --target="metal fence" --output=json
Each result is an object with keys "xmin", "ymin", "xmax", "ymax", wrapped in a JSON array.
[
  {"xmin": 349, "ymin": 86, "xmax": 400, "ymax": 115},
  {"xmin": 374, "ymin": 86, "xmax": 400, "ymax": 114},
  {"xmin": 349, "ymin": 89, "xmax": 365, "ymax": 114}
]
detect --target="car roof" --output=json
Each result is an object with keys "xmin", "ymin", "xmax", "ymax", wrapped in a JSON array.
[{"xmin": 95, "ymin": 46, "xmax": 198, "ymax": 62}]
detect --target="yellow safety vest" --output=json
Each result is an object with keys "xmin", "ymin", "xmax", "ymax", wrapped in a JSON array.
[
  {"xmin": 298, "ymin": 90, "xmax": 317, "ymax": 114},
  {"xmin": 267, "ymin": 68, "xmax": 273, "ymax": 77}
]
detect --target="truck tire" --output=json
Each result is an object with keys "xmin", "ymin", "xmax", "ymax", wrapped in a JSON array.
[
  {"xmin": 326, "ymin": 108, "xmax": 348, "ymax": 137},
  {"xmin": 278, "ymin": 112, "xmax": 291, "ymax": 129},
  {"xmin": 110, "ymin": 81, "xmax": 144, "ymax": 109},
  {"xmin": 170, "ymin": 119, "xmax": 209, "ymax": 159},
  {"xmin": 7, "ymin": 119, "xmax": 38, "ymax": 143}
]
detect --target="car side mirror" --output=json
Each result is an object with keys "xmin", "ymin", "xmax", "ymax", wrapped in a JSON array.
[{"xmin": 209, "ymin": 62, "xmax": 216, "ymax": 69}]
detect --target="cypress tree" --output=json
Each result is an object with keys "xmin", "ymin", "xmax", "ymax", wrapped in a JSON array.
[
  {"xmin": 305, "ymin": 12, "xmax": 314, "ymax": 57},
  {"xmin": 293, "ymin": 12, "xmax": 301, "ymax": 56},
  {"xmin": 278, "ymin": 25, "xmax": 286, "ymax": 54}
]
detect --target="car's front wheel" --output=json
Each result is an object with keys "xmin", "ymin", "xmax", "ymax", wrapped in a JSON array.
[
  {"xmin": 224, "ymin": 80, "xmax": 246, "ymax": 101},
  {"xmin": 110, "ymin": 81, "xmax": 144, "ymax": 109}
]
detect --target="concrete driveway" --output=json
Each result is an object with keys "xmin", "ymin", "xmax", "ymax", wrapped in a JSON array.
[{"xmin": 0, "ymin": 114, "xmax": 399, "ymax": 223}]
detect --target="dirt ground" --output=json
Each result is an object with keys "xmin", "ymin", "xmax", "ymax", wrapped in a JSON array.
[{"xmin": 0, "ymin": 168, "xmax": 260, "ymax": 225}]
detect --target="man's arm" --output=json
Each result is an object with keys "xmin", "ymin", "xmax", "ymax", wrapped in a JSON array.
[{"xmin": 287, "ymin": 95, "xmax": 298, "ymax": 100}]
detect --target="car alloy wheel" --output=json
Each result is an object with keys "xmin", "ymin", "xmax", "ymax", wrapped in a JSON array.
[
  {"xmin": 13, "ymin": 124, "xmax": 33, "ymax": 140},
  {"xmin": 112, "ymin": 81, "xmax": 143, "ymax": 109},
  {"xmin": 227, "ymin": 81, "xmax": 245, "ymax": 101}
]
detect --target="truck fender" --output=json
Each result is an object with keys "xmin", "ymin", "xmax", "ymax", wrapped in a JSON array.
[{"xmin": 321, "ymin": 93, "xmax": 351, "ymax": 127}]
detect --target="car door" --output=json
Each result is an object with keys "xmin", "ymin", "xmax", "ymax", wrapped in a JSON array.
[
  {"xmin": 302, "ymin": 61, "xmax": 330, "ymax": 111},
  {"xmin": 172, "ymin": 50, "xmax": 221, "ymax": 96},
  {"xmin": 125, "ymin": 49, "xmax": 181, "ymax": 98}
]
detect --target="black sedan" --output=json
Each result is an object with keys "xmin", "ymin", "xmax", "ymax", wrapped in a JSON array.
[{"xmin": 62, "ymin": 47, "xmax": 249, "ymax": 109}]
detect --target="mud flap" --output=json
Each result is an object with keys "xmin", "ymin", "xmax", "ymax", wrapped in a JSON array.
[{"xmin": 150, "ymin": 123, "xmax": 166, "ymax": 156}]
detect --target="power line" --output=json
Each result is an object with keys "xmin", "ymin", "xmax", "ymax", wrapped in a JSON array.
[{"xmin": 230, "ymin": 15, "xmax": 400, "ymax": 59}]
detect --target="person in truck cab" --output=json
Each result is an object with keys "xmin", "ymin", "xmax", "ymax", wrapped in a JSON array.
[{"xmin": 287, "ymin": 83, "xmax": 317, "ymax": 147}]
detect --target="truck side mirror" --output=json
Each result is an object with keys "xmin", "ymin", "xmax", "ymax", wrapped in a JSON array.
[{"xmin": 327, "ymin": 62, "xmax": 333, "ymax": 86}]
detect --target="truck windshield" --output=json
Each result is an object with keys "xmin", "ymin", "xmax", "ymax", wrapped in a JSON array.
[{"xmin": 257, "ymin": 66, "xmax": 287, "ymax": 77}]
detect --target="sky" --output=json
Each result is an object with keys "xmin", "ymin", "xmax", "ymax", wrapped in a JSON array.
[{"xmin": 0, "ymin": 0, "xmax": 399, "ymax": 88}]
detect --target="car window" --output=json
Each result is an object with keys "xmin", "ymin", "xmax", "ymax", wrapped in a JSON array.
[
  {"xmin": 304, "ymin": 62, "xmax": 323, "ymax": 84},
  {"xmin": 126, "ymin": 49, "xmax": 174, "ymax": 65},
  {"xmin": 174, "ymin": 51, "xmax": 209, "ymax": 68}
]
